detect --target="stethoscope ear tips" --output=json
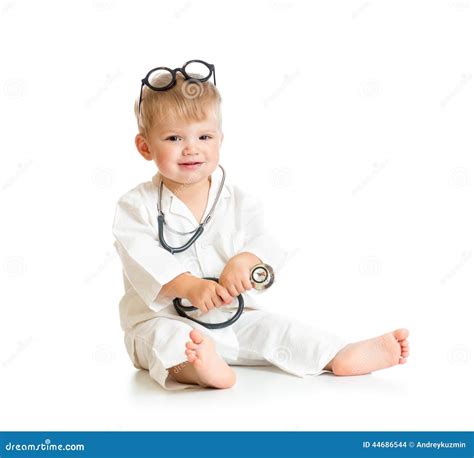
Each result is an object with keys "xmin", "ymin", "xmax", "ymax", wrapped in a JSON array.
[{"xmin": 250, "ymin": 263, "xmax": 275, "ymax": 290}]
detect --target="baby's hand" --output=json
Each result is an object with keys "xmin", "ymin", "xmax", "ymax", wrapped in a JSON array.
[
  {"xmin": 184, "ymin": 277, "xmax": 233, "ymax": 314},
  {"xmin": 219, "ymin": 252, "xmax": 261, "ymax": 297}
]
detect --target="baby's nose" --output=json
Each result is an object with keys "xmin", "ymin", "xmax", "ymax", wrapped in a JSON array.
[{"xmin": 182, "ymin": 144, "xmax": 199, "ymax": 154}]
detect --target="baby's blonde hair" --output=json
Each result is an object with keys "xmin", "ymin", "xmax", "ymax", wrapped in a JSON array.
[{"xmin": 134, "ymin": 72, "xmax": 222, "ymax": 139}]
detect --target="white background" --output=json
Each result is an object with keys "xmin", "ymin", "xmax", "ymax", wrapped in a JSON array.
[{"xmin": 0, "ymin": 0, "xmax": 473, "ymax": 431}]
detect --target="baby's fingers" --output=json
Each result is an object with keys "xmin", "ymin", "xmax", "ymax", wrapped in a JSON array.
[
  {"xmin": 242, "ymin": 277, "xmax": 253, "ymax": 291},
  {"xmin": 234, "ymin": 281, "xmax": 247, "ymax": 295},
  {"xmin": 216, "ymin": 285, "xmax": 233, "ymax": 304},
  {"xmin": 204, "ymin": 299, "xmax": 215, "ymax": 311},
  {"xmin": 197, "ymin": 301, "xmax": 209, "ymax": 313},
  {"xmin": 211, "ymin": 294, "xmax": 223, "ymax": 308},
  {"xmin": 227, "ymin": 284, "xmax": 240, "ymax": 297}
]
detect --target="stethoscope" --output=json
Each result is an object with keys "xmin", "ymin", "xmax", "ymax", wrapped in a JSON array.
[{"xmin": 157, "ymin": 164, "xmax": 274, "ymax": 329}]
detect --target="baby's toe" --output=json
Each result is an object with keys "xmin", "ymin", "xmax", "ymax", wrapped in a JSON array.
[
  {"xmin": 190, "ymin": 329, "xmax": 205, "ymax": 345},
  {"xmin": 186, "ymin": 341, "xmax": 199, "ymax": 350},
  {"xmin": 185, "ymin": 349, "xmax": 197, "ymax": 363},
  {"xmin": 393, "ymin": 328, "xmax": 409, "ymax": 342},
  {"xmin": 399, "ymin": 338, "xmax": 409, "ymax": 356}
]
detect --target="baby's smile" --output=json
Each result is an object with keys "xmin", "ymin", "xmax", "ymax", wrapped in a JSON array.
[{"xmin": 178, "ymin": 161, "xmax": 205, "ymax": 171}]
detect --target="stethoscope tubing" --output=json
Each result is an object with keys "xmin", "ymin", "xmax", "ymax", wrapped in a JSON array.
[
  {"xmin": 157, "ymin": 165, "xmax": 243, "ymax": 329},
  {"xmin": 173, "ymin": 277, "xmax": 244, "ymax": 329}
]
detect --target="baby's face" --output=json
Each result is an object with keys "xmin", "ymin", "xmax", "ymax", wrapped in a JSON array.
[{"xmin": 138, "ymin": 111, "xmax": 223, "ymax": 186}]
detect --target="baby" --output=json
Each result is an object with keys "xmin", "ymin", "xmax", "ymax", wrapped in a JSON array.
[{"xmin": 112, "ymin": 60, "xmax": 410, "ymax": 391}]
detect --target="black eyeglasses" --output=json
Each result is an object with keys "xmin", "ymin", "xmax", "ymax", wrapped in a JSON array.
[{"xmin": 138, "ymin": 59, "xmax": 216, "ymax": 116}]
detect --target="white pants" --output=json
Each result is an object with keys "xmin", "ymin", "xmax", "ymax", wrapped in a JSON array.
[{"xmin": 123, "ymin": 305, "xmax": 350, "ymax": 391}]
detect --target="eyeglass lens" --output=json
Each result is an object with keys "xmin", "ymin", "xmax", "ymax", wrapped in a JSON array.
[{"xmin": 148, "ymin": 61, "xmax": 211, "ymax": 89}]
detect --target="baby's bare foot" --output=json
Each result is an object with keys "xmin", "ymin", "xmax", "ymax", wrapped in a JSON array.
[
  {"xmin": 184, "ymin": 329, "xmax": 236, "ymax": 388},
  {"xmin": 330, "ymin": 329, "xmax": 410, "ymax": 376}
]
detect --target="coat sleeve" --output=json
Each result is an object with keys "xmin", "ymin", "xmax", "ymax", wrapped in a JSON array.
[
  {"xmin": 237, "ymin": 189, "xmax": 289, "ymax": 276},
  {"xmin": 112, "ymin": 194, "xmax": 188, "ymax": 308}
]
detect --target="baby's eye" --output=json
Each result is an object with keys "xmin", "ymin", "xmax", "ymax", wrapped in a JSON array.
[
  {"xmin": 200, "ymin": 135, "xmax": 212, "ymax": 140},
  {"xmin": 166, "ymin": 136, "xmax": 181, "ymax": 142}
]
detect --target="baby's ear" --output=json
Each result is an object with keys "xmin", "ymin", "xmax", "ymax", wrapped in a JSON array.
[{"xmin": 135, "ymin": 134, "xmax": 153, "ymax": 161}]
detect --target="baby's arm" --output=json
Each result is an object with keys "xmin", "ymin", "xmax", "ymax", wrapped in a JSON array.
[
  {"xmin": 160, "ymin": 272, "xmax": 233, "ymax": 313},
  {"xmin": 219, "ymin": 251, "xmax": 262, "ymax": 297}
]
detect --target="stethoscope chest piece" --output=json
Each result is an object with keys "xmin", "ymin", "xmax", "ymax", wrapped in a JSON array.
[{"xmin": 250, "ymin": 263, "xmax": 275, "ymax": 290}]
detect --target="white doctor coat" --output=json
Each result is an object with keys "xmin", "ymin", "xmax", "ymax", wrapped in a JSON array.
[{"xmin": 112, "ymin": 166, "xmax": 348, "ymax": 390}]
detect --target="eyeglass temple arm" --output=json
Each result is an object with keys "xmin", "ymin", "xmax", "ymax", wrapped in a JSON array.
[{"xmin": 138, "ymin": 83, "xmax": 144, "ymax": 116}]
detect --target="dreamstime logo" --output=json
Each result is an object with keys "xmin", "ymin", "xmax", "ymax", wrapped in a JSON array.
[
  {"xmin": 92, "ymin": 344, "xmax": 116, "ymax": 365},
  {"xmin": 1, "ymin": 159, "xmax": 33, "ymax": 191},
  {"xmin": 4, "ymin": 437, "xmax": 85, "ymax": 452},
  {"xmin": 352, "ymin": 159, "xmax": 390, "ymax": 196},
  {"xmin": 85, "ymin": 69, "xmax": 123, "ymax": 107},
  {"xmin": 448, "ymin": 0, "xmax": 470, "ymax": 9},
  {"xmin": 2, "ymin": 337, "xmax": 33, "ymax": 368},
  {"xmin": 83, "ymin": 248, "xmax": 116, "ymax": 284},
  {"xmin": 449, "ymin": 167, "xmax": 470, "ymax": 188},
  {"xmin": 3, "ymin": 78, "xmax": 25, "ymax": 99},
  {"xmin": 359, "ymin": 80, "xmax": 380, "ymax": 98},
  {"xmin": 3, "ymin": 256, "xmax": 26, "ymax": 277},
  {"xmin": 172, "ymin": 1, "xmax": 192, "ymax": 20},
  {"xmin": 270, "ymin": 346, "xmax": 292, "ymax": 365},
  {"xmin": 181, "ymin": 79, "xmax": 204, "ymax": 100},
  {"xmin": 440, "ymin": 73, "xmax": 472, "ymax": 108},
  {"xmin": 93, "ymin": 0, "xmax": 116, "ymax": 10},
  {"xmin": 270, "ymin": 167, "xmax": 293, "ymax": 189},
  {"xmin": 359, "ymin": 256, "xmax": 381, "ymax": 277},
  {"xmin": 352, "ymin": 1, "xmax": 371, "ymax": 19},
  {"xmin": 2, "ymin": 1, "xmax": 15, "ymax": 14},
  {"xmin": 440, "ymin": 250, "xmax": 471, "ymax": 284},
  {"xmin": 447, "ymin": 344, "xmax": 471, "ymax": 365},
  {"xmin": 172, "ymin": 361, "xmax": 188, "ymax": 375},
  {"xmin": 264, "ymin": 71, "xmax": 300, "ymax": 108}
]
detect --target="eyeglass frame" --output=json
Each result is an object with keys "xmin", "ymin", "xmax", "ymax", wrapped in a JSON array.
[{"xmin": 138, "ymin": 59, "xmax": 216, "ymax": 117}]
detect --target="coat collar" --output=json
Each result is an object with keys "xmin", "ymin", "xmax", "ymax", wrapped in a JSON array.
[{"xmin": 151, "ymin": 165, "xmax": 230, "ymax": 225}]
